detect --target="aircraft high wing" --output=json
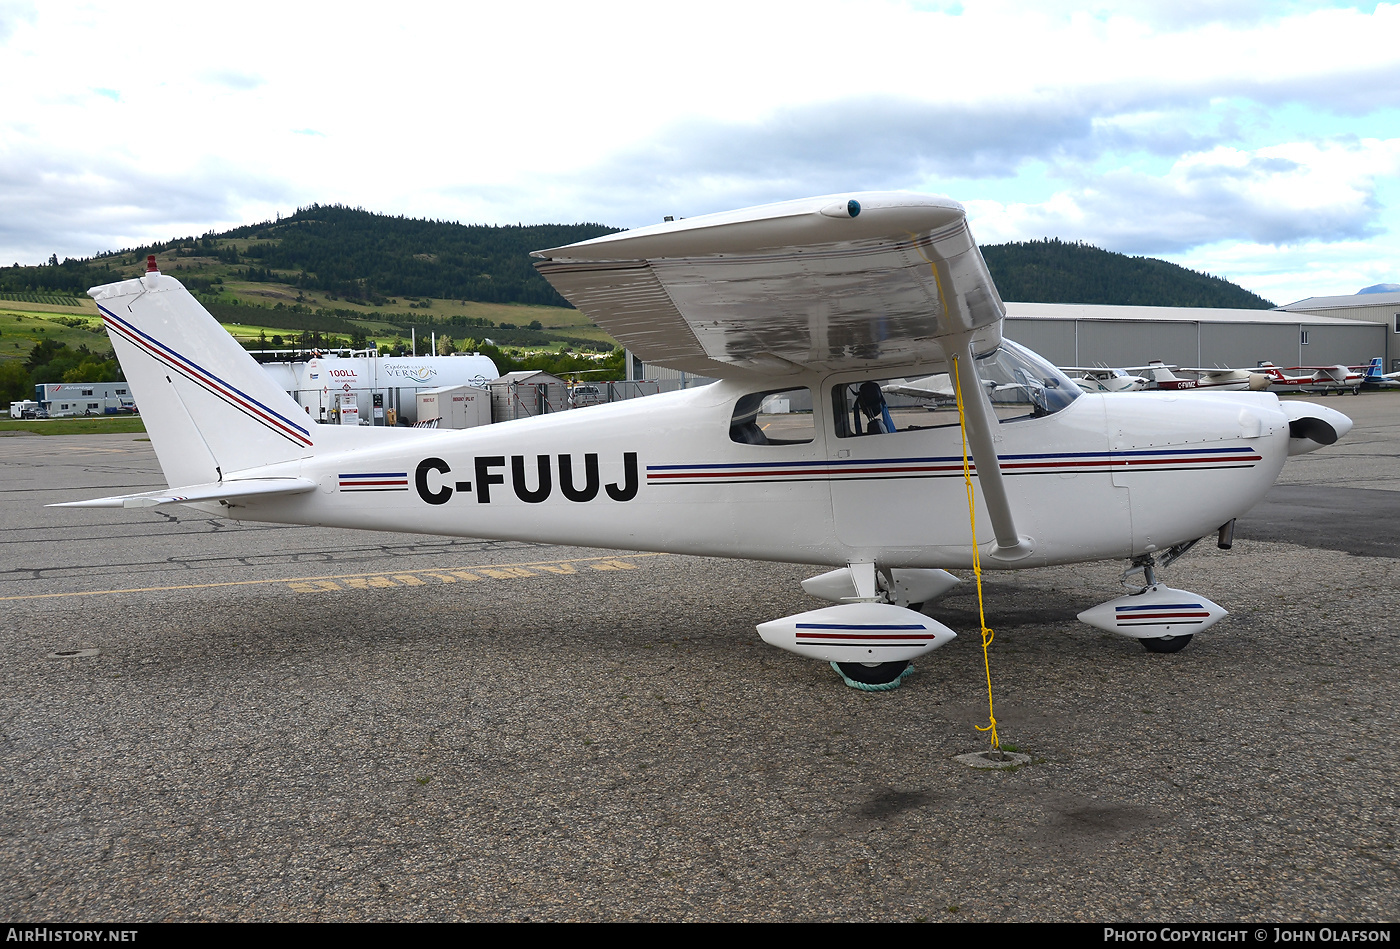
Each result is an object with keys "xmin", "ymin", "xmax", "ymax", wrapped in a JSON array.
[
  {"xmin": 880, "ymin": 373, "xmax": 956, "ymax": 409},
  {"xmin": 531, "ymin": 193, "xmax": 1004, "ymax": 377},
  {"xmin": 55, "ymin": 191, "xmax": 1354, "ymax": 691}
]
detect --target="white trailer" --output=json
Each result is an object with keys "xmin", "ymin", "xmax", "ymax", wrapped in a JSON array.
[{"xmin": 415, "ymin": 385, "xmax": 492, "ymax": 429}]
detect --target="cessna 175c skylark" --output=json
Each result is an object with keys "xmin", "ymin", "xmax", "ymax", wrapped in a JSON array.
[{"xmin": 55, "ymin": 192, "xmax": 1353, "ymax": 689}]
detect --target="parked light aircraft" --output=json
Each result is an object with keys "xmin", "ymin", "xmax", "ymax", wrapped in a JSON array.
[
  {"xmin": 55, "ymin": 192, "xmax": 1354, "ymax": 689},
  {"xmin": 1361, "ymin": 357, "xmax": 1400, "ymax": 388},
  {"xmin": 1058, "ymin": 367, "xmax": 1148, "ymax": 393},
  {"xmin": 1140, "ymin": 361, "xmax": 1272, "ymax": 392},
  {"xmin": 1258, "ymin": 362, "xmax": 1365, "ymax": 395}
]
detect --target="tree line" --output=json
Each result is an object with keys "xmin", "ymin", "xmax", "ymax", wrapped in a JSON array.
[
  {"xmin": 0, "ymin": 339, "xmax": 123, "ymax": 405},
  {"xmin": 981, "ymin": 238, "xmax": 1274, "ymax": 308}
]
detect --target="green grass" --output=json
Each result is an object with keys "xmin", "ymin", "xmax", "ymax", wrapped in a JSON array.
[
  {"xmin": 0, "ymin": 417, "xmax": 146, "ymax": 435},
  {"xmin": 3, "ymin": 247, "xmax": 620, "ymax": 357},
  {"xmin": 0, "ymin": 292, "xmax": 87, "ymax": 307},
  {"xmin": 0, "ymin": 310, "xmax": 112, "ymax": 362}
]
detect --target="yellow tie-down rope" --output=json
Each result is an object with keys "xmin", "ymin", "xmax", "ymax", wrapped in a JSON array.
[{"xmin": 951, "ymin": 356, "xmax": 1001, "ymax": 752}]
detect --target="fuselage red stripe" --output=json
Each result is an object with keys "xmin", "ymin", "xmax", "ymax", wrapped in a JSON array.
[
  {"xmin": 1116, "ymin": 612, "xmax": 1211, "ymax": 620},
  {"xmin": 648, "ymin": 455, "xmax": 1259, "ymax": 482}
]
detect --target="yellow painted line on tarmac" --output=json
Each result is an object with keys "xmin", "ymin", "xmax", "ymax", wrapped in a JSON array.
[{"xmin": 0, "ymin": 552, "xmax": 666, "ymax": 601}]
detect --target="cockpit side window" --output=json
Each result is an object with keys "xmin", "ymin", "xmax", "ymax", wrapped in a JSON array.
[
  {"xmin": 729, "ymin": 387, "xmax": 815, "ymax": 445},
  {"xmin": 833, "ymin": 375, "xmax": 950, "ymax": 438},
  {"xmin": 832, "ymin": 341, "xmax": 1080, "ymax": 436}
]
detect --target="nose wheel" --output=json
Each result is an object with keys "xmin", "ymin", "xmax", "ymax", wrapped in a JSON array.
[
  {"xmin": 1140, "ymin": 633, "xmax": 1193, "ymax": 653},
  {"xmin": 1079, "ymin": 548, "xmax": 1228, "ymax": 653}
]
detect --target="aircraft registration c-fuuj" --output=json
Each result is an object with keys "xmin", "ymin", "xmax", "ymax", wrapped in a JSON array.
[{"xmin": 57, "ymin": 191, "xmax": 1354, "ymax": 690}]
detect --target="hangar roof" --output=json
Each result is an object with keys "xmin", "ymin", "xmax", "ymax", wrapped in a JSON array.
[
  {"xmin": 1005, "ymin": 302, "xmax": 1375, "ymax": 327},
  {"xmin": 1277, "ymin": 289, "xmax": 1400, "ymax": 311}
]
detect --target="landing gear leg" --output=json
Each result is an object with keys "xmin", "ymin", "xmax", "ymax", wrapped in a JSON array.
[
  {"xmin": 1127, "ymin": 558, "xmax": 1196, "ymax": 653},
  {"xmin": 1086, "ymin": 546, "xmax": 1226, "ymax": 654}
]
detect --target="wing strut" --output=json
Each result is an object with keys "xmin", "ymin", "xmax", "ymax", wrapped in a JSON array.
[{"xmin": 951, "ymin": 337, "xmax": 1033, "ymax": 561}]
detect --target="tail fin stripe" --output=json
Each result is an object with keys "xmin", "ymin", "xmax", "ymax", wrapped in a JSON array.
[{"xmin": 100, "ymin": 304, "xmax": 313, "ymax": 448}]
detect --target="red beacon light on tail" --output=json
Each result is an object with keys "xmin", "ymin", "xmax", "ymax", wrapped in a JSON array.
[{"xmin": 140, "ymin": 255, "xmax": 161, "ymax": 290}]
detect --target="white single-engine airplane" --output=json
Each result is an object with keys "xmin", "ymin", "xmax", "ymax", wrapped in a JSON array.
[
  {"xmin": 1140, "ymin": 361, "xmax": 1273, "ymax": 392},
  {"xmin": 57, "ymin": 192, "xmax": 1354, "ymax": 689},
  {"xmin": 1058, "ymin": 366, "xmax": 1149, "ymax": 393}
]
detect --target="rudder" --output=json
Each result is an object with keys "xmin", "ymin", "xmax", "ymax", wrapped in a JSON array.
[{"xmin": 91, "ymin": 260, "xmax": 315, "ymax": 487}]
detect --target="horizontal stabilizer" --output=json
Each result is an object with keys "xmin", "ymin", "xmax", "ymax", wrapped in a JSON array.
[{"xmin": 49, "ymin": 477, "xmax": 317, "ymax": 509}]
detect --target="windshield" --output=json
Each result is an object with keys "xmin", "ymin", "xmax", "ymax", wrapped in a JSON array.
[{"xmin": 973, "ymin": 340, "xmax": 1080, "ymax": 420}]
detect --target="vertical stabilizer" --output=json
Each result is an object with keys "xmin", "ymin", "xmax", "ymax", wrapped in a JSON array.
[
  {"xmin": 1147, "ymin": 361, "xmax": 1180, "ymax": 384},
  {"xmin": 90, "ymin": 261, "xmax": 316, "ymax": 487}
]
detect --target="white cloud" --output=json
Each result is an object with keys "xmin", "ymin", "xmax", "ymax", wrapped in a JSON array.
[
  {"xmin": 0, "ymin": 0, "xmax": 1397, "ymax": 303},
  {"xmin": 967, "ymin": 138, "xmax": 1400, "ymax": 251},
  {"xmin": 1168, "ymin": 234, "xmax": 1400, "ymax": 303},
  {"xmin": 0, "ymin": 1, "xmax": 35, "ymax": 44},
  {"xmin": 0, "ymin": 141, "xmax": 291, "ymax": 262}
]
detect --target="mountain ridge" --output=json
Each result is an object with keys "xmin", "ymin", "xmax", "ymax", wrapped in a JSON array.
[{"xmin": 1, "ymin": 205, "xmax": 1274, "ymax": 309}]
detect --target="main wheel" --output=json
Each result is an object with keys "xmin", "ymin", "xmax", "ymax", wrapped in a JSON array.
[
  {"xmin": 834, "ymin": 660, "xmax": 911, "ymax": 685},
  {"xmin": 1141, "ymin": 634, "xmax": 1193, "ymax": 653}
]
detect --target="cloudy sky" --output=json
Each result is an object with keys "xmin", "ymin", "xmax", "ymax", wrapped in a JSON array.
[{"xmin": 2, "ymin": 0, "xmax": 1397, "ymax": 304}]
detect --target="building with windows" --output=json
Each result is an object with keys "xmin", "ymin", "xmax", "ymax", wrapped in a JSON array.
[
  {"xmin": 1003, "ymin": 302, "xmax": 1383, "ymax": 370},
  {"xmin": 34, "ymin": 382, "xmax": 135, "ymax": 417},
  {"xmin": 1277, "ymin": 289, "xmax": 1400, "ymax": 373},
  {"xmin": 626, "ymin": 301, "xmax": 1386, "ymax": 383}
]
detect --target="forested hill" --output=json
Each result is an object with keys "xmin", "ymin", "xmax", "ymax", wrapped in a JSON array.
[
  {"xmin": 981, "ymin": 238, "xmax": 1274, "ymax": 308},
  {"xmin": 0, "ymin": 205, "xmax": 620, "ymax": 308},
  {"xmin": 2, "ymin": 207, "xmax": 1273, "ymax": 309},
  {"xmin": 221, "ymin": 205, "xmax": 619, "ymax": 307}
]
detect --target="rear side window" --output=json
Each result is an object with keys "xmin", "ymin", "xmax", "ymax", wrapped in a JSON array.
[{"xmin": 730, "ymin": 388, "xmax": 814, "ymax": 445}]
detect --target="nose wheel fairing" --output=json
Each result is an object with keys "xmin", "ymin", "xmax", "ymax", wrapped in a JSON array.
[{"xmin": 1077, "ymin": 584, "xmax": 1228, "ymax": 640}]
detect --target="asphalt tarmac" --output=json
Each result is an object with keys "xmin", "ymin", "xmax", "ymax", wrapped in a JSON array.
[{"xmin": 1, "ymin": 395, "xmax": 1396, "ymax": 922}]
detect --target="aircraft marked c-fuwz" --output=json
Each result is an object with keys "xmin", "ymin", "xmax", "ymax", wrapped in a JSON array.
[{"xmin": 57, "ymin": 191, "xmax": 1354, "ymax": 688}]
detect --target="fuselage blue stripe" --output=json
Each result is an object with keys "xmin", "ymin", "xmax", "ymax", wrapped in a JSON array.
[
  {"xmin": 796, "ymin": 623, "xmax": 929, "ymax": 630},
  {"xmin": 647, "ymin": 447, "xmax": 1258, "ymax": 472}
]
